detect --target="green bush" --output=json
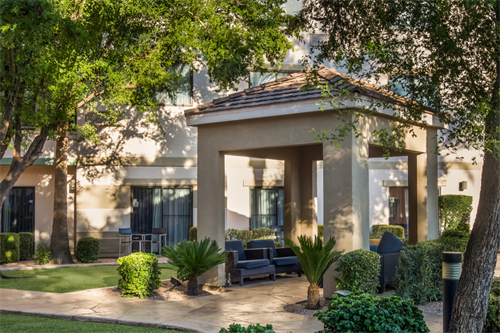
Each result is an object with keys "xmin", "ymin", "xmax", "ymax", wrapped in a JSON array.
[
  {"xmin": 371, "ymin": 224, "xmax": 405, "ymax": 238},
  {"xmin": 335, "ymin": 249, "xmax": 381, "ymax": 295},
  {"xmin": 318, "ymin": 225, "xmax": 324, "ymax": 240},
  {"xmin": 315, "ymin": 293, "xmax": 429, "ymax": 333},
  {"xmin": 189, "ymin": 226, "xmax": 197, "ymax": 241},
  {"xmin": 219, "ymin": 324, "xmax": 275, "ymax": 333},
  {"xmin": 225, "ymin": 228, "xmax": 240, "ymax": 240},
  {"xmin": 0, "ymin": 233, "xmax": 20, "ymax": 263},
  {"xmin": 34, "ymin": 242, "xmax": 51, "ymax": 265},
  {"xmin": 274, "ymin": 241, "xmax": 282, "ymax": 248},
  {"xmin": 485, "ymin": 277, "xmax": 500, "ymax": 333},
  {"xmin": 117, "ymin": 252, "xmax": 161, "ymax": 298},
  {"xmin": 75, "ymin": 237, "xmax": 100, "ymax": 263},
  {"xmin": 438, "ymin": 194, "xmax": 473, "ymax": 231},
  {"xmin": 251, "ymin": 227, "xmax": 274, "ymax": 240},
  {"xmin": 18, "ymin": 232, "xmax": 34, "ymax": 261}
]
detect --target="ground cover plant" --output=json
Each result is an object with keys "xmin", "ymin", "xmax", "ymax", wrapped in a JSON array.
[
  {"xmin": 0, "ymin": 313, "xmax": 190, "ymax": 333},
  {"xmin": 314, "ymin": 293, "xmax": 429, "ymax": 333},
  {"xmin": 219, "ymin": 324, "xmax": 275, "ymax": 333},
  {"xmin": 335, "ymin": 249, "xmax": 380, "ymax": 295},
  {"xmin": 117, "ymin": 252, "xmax": 162, "ymax": 298},
  {"xmin": 0, "ymin": 264, "xmax": 176, "ymax": 293}
]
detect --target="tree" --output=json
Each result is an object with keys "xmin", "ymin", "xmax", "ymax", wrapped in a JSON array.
[
  {"xmin": 1, "ymin": 0, "xmax": 301, "ymax": 263},
  {"xmin": 301, "ymin": 1, "xmax": 500, "ymax": 331},
  {"xmin": 285, "ymin": 235, "xmax": 342, "ymax": 309}
]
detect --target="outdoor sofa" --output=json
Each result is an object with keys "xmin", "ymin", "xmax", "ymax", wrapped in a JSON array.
[
  {"xmin": 225, "ymin": 240, "xmax": 276, "ymax": 286},
  {"xmin": 247, "ymin": 239, "xmax": 302, "ymax": 276},
  {"xmin": 370, "ymin": 231, "xmax": 405, "ymax": 293}
]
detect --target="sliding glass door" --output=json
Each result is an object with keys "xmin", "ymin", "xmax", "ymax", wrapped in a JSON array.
[{"xmin": 1, "ymin": 187, "xmax": 35, "ymax": 233}]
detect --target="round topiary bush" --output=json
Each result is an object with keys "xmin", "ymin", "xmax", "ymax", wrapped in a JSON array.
[
  {"xmin": 0, "ymin": 233, "xmax": 20, "ymax": 264},
  {"xmin": 315, "ymin": 293, "xmax": 429, "ymax": 333},
  {"xmin": 117, "ymin": 252, "xmax": 161, "ymax": 298},
  {"xmin": 189, "ymin": 226, "xmax": 197, "ymax": 241},
  {"xmin": 335, "ymin": 249, "xmax": 381, "ymax": 295},
  {"xmin": 34, "ymin": 242, "xmax": 51, "ymax": 265},
  {"xmin": 75, "ymin": 237, "xmax": 100, "ymax": 263}
]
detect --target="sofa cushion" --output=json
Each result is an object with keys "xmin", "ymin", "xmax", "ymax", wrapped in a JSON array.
[
  {"xmin": 369, "ymin": 243, "xmax": 379, "ymax": 252},
  {"xmin": 247, "ymin": 239, "xmax": 278, "ymax": 258},
  {"xmin": 225, "ymin": 241, "xmax": 246, "ymax": 261},
  {"xmin": 273, "ymin": 256, "xmax": 299, "ymax": 266},
  {"xmin": 237, "ymin": 259, "xmax": 270, "ymax": 269},
  {"xmin": 377, "ymin": 232, "xmax": 404, "ymax": 254}
]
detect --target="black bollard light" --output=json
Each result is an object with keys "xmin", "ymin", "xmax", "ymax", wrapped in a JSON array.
[{"xmin": 442, "ymin": 251, "xmax": 462, "ymax": 333}]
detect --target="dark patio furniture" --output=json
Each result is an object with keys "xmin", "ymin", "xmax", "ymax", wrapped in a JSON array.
[
  {"xmin": 371, "ymin": 231, "xmax": 405, "ymax": 293},
  {"xmin": 247, "ymin": 239, "xmax": 302, "ymax": 276},
  {"xmin": 225, "ymin": 240, "xmax": 276, "ymax": 286}
]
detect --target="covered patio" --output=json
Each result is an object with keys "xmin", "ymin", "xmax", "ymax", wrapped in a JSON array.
[{"xmin": 184, "ymin": 67, "xmax": 445, "ymax": 297}]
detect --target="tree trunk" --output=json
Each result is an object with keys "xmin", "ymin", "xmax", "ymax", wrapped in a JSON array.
[
  {"xmin": 449, "ymin": 154, "xmax": 500, "ymax": 333},
  {"xmin": 49, "ymin": 124, "xmax": 73, "ymax": 264},
  {"xmin": 307, "ymin": 283, "xmax": 321, "ymax": 309},
  {"xmin": 187, "ymin": 277, "xmax": 198, "ymax": 296}
]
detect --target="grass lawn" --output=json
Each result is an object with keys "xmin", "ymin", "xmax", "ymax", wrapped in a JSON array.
[
  {"xmin": 0, "ymin": 264, "xmax": 177, "ymax": 293},
  {"xmin": 0, "ymin": 313, "xmax": 190, "ymax": 333}
]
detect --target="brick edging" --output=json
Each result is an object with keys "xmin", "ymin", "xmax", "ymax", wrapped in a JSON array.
[{"xmin": 0, "ymin": 309, "xmax": 200, "ymax": 333}]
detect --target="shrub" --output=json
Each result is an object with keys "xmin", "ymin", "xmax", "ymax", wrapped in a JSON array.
[
  {"xmin": 318, "ymin": 225, "xmax": 324, "ymax": 240},
  {"xmin": 440, "ymin": 228, "xmax": 470, "ymax": 240},
  {"xmin": 219, "ymin": 324, "xmax": 275, "ymax": 333},
  {"xmin": 315, "ymin": 293, "xmax": 429, "ymax": 333},
  {"xmin": 75, "ymin": 237, "xmax": 100, "ymax": 263},
  {"xmin": 18, "ymin": 232, "xmax": 34, "ymax": 261},
  {"xmin": 485, "ymin": 277, "xmax": 500, "ymax": 333},
  {"xmin": 117, "ymin": 252, "xmax": 161, "ymax": 298},
  {"xmin": 34, "ymin": 242, "xmax": 51, "ymax": 265},
  {"xmin": 274, "ymin": 241, "xmax": 282, "ymax": 248},
  {"xmin": 251, "ymin": 227, "xmax": 274, "ymax": 240},
  {"xmin": 371, "ymin": 224, "xmax": 405, "ymax": 238},
  {"xmin": 162, "ymin": 238, "xmax": 227, "ymax": 296},
  {"xmin": 0, "ymin": 233, "xmax": 20, "ymax": 263},
  {"xmin": 225, "ymin": 228, "xmax": 240, "ymax": 240},
  {"xmin": 189, "ymin": 226, "xmax": 197, "ymax": 241},
  {"xmin": 438, "ymin": 194, "xmax": 473, "ymax": 231},
  {"xmin": 335, "ymin": 249, "xmax": 381, "ymax": 295}
]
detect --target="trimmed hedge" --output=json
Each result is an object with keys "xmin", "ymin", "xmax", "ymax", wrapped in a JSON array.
[
  {"xmin": 485, "ymin": 277, "xmax": 500, "ymax": 333},
  {"xmin": 18, "ymin": 232, "xmax": 34, "ymax": 261},
  {"xmin": 219, "ymin": 324, "xmax": 275, "ymax": 333},
  {"xmin": 225, "ymin": 228, "xmax": 272, "ymax": 248},
  {"xmin": 335, "ymin": 249, "xmax": 381, "ymax": 295},
  {"xmin": 117, "ymin": 252, "xmax": 161, "ymax": 298},
  {"xmin": 189, "ymin": 226, "xmax": 197, "ymax": 241},
  {"xmin": 251, "ymin": 227, "xmax": 274, "ymax": 240},
  {"xmin": 438, "ymin": 195, "xmax": 473, "ymax": 231},
  {"xmin": 315, "ymin": 293, "xmax": 429, "ymax": 333},
  {"xmin": 34, "ymin": 242, "xmax": 51, "ymax": 265},
  {"xmin": 0, "ymin": 233, "xmax": 20, "ymax": 264},
  {"xmin": 75, "ymin": 237, "xmax": 100, "ymax": 263},
  {"xmin": 371, "ymin": 224, "xmax": 405, "ymax": 239},
  {"xmin": 318, "ymin": 225, "xmax": 324, "ymax": 240}
]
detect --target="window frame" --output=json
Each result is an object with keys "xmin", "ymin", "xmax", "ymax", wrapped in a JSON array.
[{"xmin": 249, "ymin": 186, "xmax": 284, "ymax": 231}]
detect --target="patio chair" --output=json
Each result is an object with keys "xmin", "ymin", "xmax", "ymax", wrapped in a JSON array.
[
  {"xmin": 118, "ymin": 228, "xmax": 152, "ymax": 256},
  {"xmin": 371, "ymin": 231, "xmax": 405, "ymax": 293},
  {"xmin": 225, "ymin": 240, "xmax": 276, "ymax": 286},
  {"xmin": 151, "ymin": 228, "xmax": 167, "ymax": 254},
  {"xmin": 247, "ymin": 239, "xmax": 302, "ymax": 276}
]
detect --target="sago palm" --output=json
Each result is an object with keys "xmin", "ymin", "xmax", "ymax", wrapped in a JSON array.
[
  {"xmin": 162, "ymin": 237, "xmax": 227, "ymax": 296},
  {"xmin": 285, "ymin": 235, "xmax": 342, "ymax": 309}
]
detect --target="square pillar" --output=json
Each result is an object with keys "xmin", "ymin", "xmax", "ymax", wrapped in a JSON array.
[
  {"xmin": 322, "ymin": 132, "xmax": 370, "ymax": 298},
  {"xmin": 197, "ymin": 144, "xmax": 226, "ymax": 287}
]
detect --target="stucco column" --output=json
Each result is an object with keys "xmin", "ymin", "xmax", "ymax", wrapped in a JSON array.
[
  {"xmin": 284, "ymin": 150, "xmax": 301, "ymax": 243},
  {"xmin": 322, "ymin": 131, "xmax": 370, "ymax": 298},
  {"xmin": 197, "ymin": 144, "xmax": 226, "ymax": 287},
  {"xmin": 299, "ymin": 146, "xmax": 317, "ymax": 240}
]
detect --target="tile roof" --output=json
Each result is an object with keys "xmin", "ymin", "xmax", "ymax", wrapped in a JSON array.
[{"xmin": 185, "ymin": 66, "xmax": 430, "ymax": 118}]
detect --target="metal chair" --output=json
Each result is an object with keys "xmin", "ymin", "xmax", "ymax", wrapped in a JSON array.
[
  {"xmin": 118, "ymin": 228, "xmax": 152, "ymax": 256},
  {"xmin": 151, "ymin": 228, "xmax": 167, "ymax": 254}
]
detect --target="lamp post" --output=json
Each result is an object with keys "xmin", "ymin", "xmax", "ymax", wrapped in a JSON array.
[{"xmin": 442, "ymin": 252, "xmax": 462, "ymax": 333}]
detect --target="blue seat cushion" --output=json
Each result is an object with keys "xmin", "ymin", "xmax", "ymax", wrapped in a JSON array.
[
  {"xmin": 225, "ymin": 240, "xmax": 246, "ymax": 261},
  {"xmin": 369, "ymin": 243, "xmax": 379, "ymax": 252},
  {"xmin": 273, "ymin": 256, "xmax": 299, "ymax": 266},
  {"xmin": 377, "ymin": 231, "xmax": 404, "ymax": 254},
  {"xmin": 247, "ymin": 239, "xmax": 277, "ymax": 258},
  {"xmin": 237, "ymin": 259, "xmax": 270, "ymax": 269},
  {"xmin": 119, "ymin": 228, "xmax": 132, "ymax": 235}
]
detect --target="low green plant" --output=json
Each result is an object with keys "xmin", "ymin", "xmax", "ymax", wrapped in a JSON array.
[
  {"xmin": 318, "ymin": 225, "xmax": 324, "ymax": 240},
  {"xmin": 0, "ymin": 233, "xmax": 20, "ymax": 264},
  {"xmin": 484, "ymin": 277, "xmax": 500, "ymax": 333},
  {"xmin": 438, "ymin": 194, "xmax": 473, "ymax": 231},
  {"xmin": 18, "ymin": 232, "xmax": 34, "ymax": 261},
  {"xmin": 34, "ymin": 242, "xmax": 51, "ymax": 265},
  {"xmin": 335, "ymin": 249, "xmax": 381, "ymax": 295},
  {"xmin": 117, "ymin": 252, "xmax": 161, "ymax": 298},
  {"xmin": 225, "ymin": 228, "xmax": 240, "ymax": 240},
  {"xmin": 162, "ymin": 238, "xmax": 227, "ymax": 296},
  {"xmin": 75, "ymin": 237, "xmax": 100, "ymax": 263},
  {"xmin": 315, "ymin": 293, "xmax": 429, "ymax": 333},
  {"xmin": 189, "ymin": 226, "xmax": 197, "ymax": 241},
  {"xmin": 274, "ymin": 241, "xmax": 282, "ymax": 248},
  {"xmin": 251, "ymin": 227, "xmax": 274, "ymax": 240},
  {"xmin": 371, "ymin": 225, "xmax": 405, "ymax": 239},
  {"xmin": 285, "ymin": 235, "xmax": 342, "ymax": 309},
  {"xmin": 219, "ymin": 324, "xmax": 275, "ymax": 333}
]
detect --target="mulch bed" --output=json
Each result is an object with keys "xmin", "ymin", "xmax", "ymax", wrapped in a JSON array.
[{"xmin": 284, "ymin": 299, "xmax": 328, "ymax": 316}]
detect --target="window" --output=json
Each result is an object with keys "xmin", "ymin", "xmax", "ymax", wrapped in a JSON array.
[
  {"xmin": 389, "ymin": 187, "xmax": 409, "ymax": 238},
  {"xmin": 1, "ymin": 187, "xmax": 35, "ymax": 233},
  {"xmin": 250, "ymin": 187, "xmax": 284, "ymax": 244},
  {"xmin": 131, "ymin": 187, "xmax": 193, "ymax": 247},
  {"xmin": 249, "ymin": 72, "xmax": 294, "ymax": 88},
  {"xmin": 157, "ymin": 63, "xmax": 192, "ymax": 106}
]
